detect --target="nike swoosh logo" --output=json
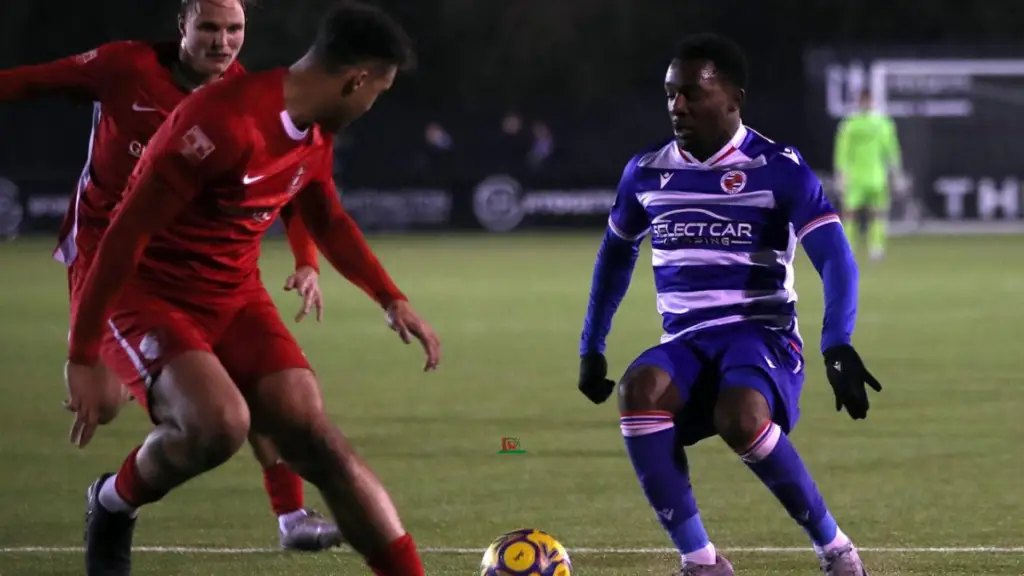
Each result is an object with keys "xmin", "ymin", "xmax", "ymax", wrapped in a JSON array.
[
  {"xmin": 132, "ymin": 102, "xmax": 158, "ymax": 112},
  {"xmin": 242, "ymin": 174, "xmax": 265, "ymax": 185}
]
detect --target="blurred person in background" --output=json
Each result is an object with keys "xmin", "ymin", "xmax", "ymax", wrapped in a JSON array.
[
  {"xmin": 526, "ymin": 120, "xmax": 555, "ymax": 173},
  {"xmin": 411, "ymin": 121, "xmax": 457, "ymax": 180},
  {"xmin": 489, "ymin": 110, "xmax": 532, "ymax": 174},
  {"xmin": 833, "ymin": 88, "xmax": 904, "ymax": 260},
  {"xmin": 0, "ymin": 0, "xmax": 342, "ymax": 553}
]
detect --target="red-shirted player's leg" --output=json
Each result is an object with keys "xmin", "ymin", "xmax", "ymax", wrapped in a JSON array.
[
  {"xmin": 248, "ymin": 432, "xmax": 304, "ymax": 515},
  {"xmin": 251, "ymin": 370, "xmax": 422, "ymax": 576},
  {"xmin": 216, "ymin": 296, "xmax": 342, "ymax": 552},
  {"xmin": 218, "ymin": 297, "xmax": 420, "ymax": 573},
  {"xmin": 97, "ymin": 301, "xmax": 252, "ymax": 512},
  {"xmin": 100, "ymin": 350, "xmax": 251, "ymax": 505}
]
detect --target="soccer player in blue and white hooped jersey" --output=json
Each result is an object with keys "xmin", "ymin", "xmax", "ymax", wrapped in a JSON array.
[{"xmin": 577, "ymin": 34, "xmax": 882, "ymax": 576}]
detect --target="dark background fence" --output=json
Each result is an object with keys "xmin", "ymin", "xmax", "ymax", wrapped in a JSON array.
[{"xmin": 2, "ymin": 0, "xmax": 1023, "ymax": 235}]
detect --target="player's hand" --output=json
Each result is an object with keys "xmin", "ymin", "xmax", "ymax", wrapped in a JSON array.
[
  {"xmin": 891, "ymin": 170, "xmax": 911, "ymax": 195},
  {"xmin": 578, "ymin": 353, "xmax": 616, "ymax": 404},
  {"xmin": 823, "ymin": 344, "xmax": 882, "ymax": 420},
  {"xmin": 63, "ymin": 361, "xmax": 121, "ymax": 448},
  {"xmin": 284, "ymin": 266, "xmax": 323, "ymax": 323},
  {"xmin": 386, "ymin": 300, "xmax": 441, "ymax": 371},
  {"xmin": 833, "ymin": 172, "xmax": 845, "ymax": 194}
]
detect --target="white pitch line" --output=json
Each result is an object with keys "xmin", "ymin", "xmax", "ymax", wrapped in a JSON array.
[{"xmin": 1, "ymin": 546, "xmax": 1023, "ymax": 554}]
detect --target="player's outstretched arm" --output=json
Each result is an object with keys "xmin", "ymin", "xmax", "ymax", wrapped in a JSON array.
[
  {"xmin": 577, "ymin": 227, "xmax": 642, "ymax": 404},
  {"xmin": 63, "ymin": 172, "xmax": 190, "ymax": 447},
  {"xmin": 295, "ymin": 178, "xmax": 440, "ymax": 370},
  {"xmin": 883, "ymin": 116, "xmax": 905, "ymax": 185},
  {"xmin": 786, "ymin": 153, "xmax": 882, "ymax": 420},
  {"xmin": 294, "ymin": 177, "xmax": 404, "ymax": 307},
  {"xmin": 577, "ymin": 157, "xmax": 647, "ymax": 404},
  {"xmin": 67, "ymin": 166, "xmax": 194, "ymax": 366},
  {"xmin": 280, "ymin": 204, "xmax": 323, "ymax": 323},
  {"xmin": 0, "ymin": 44, "xmax": 120, "ymax": 102},
  {"xmin": 281, "ymin": 204, "xmax": 320, "ymax": 272}
]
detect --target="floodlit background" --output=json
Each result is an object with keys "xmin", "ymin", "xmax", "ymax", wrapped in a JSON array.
[{"xmin": 0, "ymin": 1, "xmax": 1022, "ymax": 574}]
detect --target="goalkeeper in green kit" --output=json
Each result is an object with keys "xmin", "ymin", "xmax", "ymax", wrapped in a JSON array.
[{"xmin": 833, "ymin": 88, "xmax": 903, "ymax": 260}]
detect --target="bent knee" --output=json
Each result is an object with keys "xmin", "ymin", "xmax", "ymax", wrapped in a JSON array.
[
  {"xmin": 616, "ymin": 365, "xmax": 679, "ymax": 413},
  {"xmin": 713, "ymin": 385, "xmax": 772, "ymax": 452},
  {"xmin": 186, "ymin": 402, "xmax": 251, "ymax": 466}
]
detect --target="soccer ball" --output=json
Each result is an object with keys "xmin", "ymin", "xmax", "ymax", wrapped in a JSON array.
[{"xmin": 480, "ymin": 528, "xmax": 573, "ymax": 576}]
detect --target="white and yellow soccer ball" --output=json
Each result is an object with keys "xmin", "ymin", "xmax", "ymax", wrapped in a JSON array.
[{"xmin": 480, "ymin": 528, "xmax": 573, "ymax": 576}]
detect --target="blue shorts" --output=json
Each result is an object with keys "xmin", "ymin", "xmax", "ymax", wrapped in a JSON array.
[{"xmin": 625, "ymin": 321, "xmax": 805, "ymax": 446}]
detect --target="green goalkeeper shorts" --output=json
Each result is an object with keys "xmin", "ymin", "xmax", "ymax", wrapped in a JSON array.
[{"xmin": 843, "ymin": 184, "xmax": 889, "ymax": 211}]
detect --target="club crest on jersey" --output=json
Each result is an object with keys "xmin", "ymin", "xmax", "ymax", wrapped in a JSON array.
[{"xmin": 720, "ymin": 170, "xmax": 746, "ymax": 194}]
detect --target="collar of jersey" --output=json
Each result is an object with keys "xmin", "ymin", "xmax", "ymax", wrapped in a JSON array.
[{"xmin": 641, "ymin": 125, "xmax": 753, "ymax": 171}]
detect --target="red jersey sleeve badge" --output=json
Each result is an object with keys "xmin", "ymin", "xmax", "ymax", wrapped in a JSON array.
[{"xmin": 179, "ymin": 125, "xmax": 217, "ymax": 163}]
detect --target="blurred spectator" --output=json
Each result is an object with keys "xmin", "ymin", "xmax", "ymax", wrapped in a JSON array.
[
  {"xmin": 526, "ymin": 120, "xmax": 555, "ymax": 173},
  {"xmin": 411, "ymin": 121, "xmax": 457, "ymax": 181},
  {"xmin": 489, "ymin": 110, "xmax": 533, "ymax": 175}
]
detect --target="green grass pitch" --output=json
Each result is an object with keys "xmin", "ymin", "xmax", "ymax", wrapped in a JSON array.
[{"xmin": 0, "ymin": 233, "xmax": 1022, "ymax": 575}]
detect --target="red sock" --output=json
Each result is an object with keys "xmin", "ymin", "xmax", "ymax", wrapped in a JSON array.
[
  {"xmin": 262, "ymin": 462, "xmax": 304, "ymax": 516},
  {"xmin": 369, "ymin": 533, "xmax": 425, "ymax": 576},
  {"xmin": 113, "ymin": 446, "xmax": 168, "ymax": 507}
]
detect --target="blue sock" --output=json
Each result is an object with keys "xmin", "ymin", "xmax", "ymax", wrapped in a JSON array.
[
  {"xmin": 621, "ymin": 412, "xmax": 717, "ymax": 564},
  {"xmin": 741, "ymin": 420, "xmax": 850, "ymax": 553}
]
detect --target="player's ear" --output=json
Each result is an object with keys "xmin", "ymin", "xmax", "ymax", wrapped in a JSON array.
[
  {"xmin": 178, "ymin": 15, "xmax": 187, "ymax": 38},
  {"xmin": 731, "ymin": 87, "xmax": 746, "ymax": 112},
  {"xmin": 341, "ymin": 70, "xmax": 369, "ymax": 96}
]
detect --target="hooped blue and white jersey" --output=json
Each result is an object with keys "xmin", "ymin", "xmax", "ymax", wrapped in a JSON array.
[{"xmin": 608, "ymin": 126, "xmax": 840, "ymax": 346}]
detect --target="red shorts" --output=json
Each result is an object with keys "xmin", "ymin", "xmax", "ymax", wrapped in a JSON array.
[{"xmin": 100, "ymin": 284, "xmax": 311, "ymax": 414}]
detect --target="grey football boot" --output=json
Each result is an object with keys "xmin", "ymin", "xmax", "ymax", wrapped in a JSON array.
[{"xmin": 279, "ymin": 509, "xmax": 344, "ymax": 551}]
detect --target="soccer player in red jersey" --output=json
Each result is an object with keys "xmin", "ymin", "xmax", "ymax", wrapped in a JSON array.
[
  {"xmin": 64, "ymin": 2, "xmax": 439, "ymax": 574},
  {"xmin": 0, "ymin": 0, "xmax": 342, "ymax": 552}
]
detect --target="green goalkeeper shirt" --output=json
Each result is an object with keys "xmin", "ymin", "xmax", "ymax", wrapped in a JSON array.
[{"xmin": 833, "ymin": 111, "xmax": 902, "ymax": 189}]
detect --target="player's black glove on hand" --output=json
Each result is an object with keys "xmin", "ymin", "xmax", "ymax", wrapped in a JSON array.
[
  {"xmin": 823, "ymin": 344, "xmax": 882, "ymax": 420},
  {"xmin": 578, "ymin": 353, "xmax": 616, "ymax": 405}
]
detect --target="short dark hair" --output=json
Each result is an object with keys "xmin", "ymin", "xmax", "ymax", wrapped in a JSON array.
[
  {"xmin": 673, "ymin": 33, "xmax": 748, "ymax": 90},
  {"xmin": 312, "ymin": 1, "xmax": 416, "ymax": 72},
  {"xmin": 179, "ymin": 0, "xmax": 254, "ymax": 19}
]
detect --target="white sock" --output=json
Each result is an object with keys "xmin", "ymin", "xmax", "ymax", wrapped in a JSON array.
[
  {"xmin": 682, "ymin": 542, "xmax": 718, "ymax": 566},
  {"xmin": 814, "ymin": 528, "xmax": 852, "ymax": 556},
  {"xmin": 98, "ymin": 475, "xmax": 138, "ymax": 517},
  {"xmin": 278, "ymin": 509, "xmax": 307, "ymax": 533}
]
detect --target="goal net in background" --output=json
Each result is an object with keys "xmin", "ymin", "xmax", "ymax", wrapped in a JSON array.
[
  {"xmin": 871, "ymin": 59, "xmax": 1024, "ymax": 234},
  {"xmin": 806, "ymin": 50, "xmax": 1024, "ymax": 236}
]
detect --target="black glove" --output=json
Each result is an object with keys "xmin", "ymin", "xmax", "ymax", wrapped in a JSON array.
[
  {"xmin": 823, "ymin": 344, "xmax": 882, "ymax": 420},
  {"xmin": 578, "ymin": 353, "xmax": 616, "ymax": 404}
]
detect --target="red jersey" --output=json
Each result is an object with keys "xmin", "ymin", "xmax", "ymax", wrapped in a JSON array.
[
  {"xmin": 0, "ymin": 41, "xmax": 245, "ymax": 265},
  {"xmin": 69, "ymin": 69, "xmax": 405, "ymax": 364}
]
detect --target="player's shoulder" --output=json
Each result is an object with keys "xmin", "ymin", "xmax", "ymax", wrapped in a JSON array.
[
  {"xmin": 623, "ymin": 137, "xmax": 676, "ymax": 177},
  {"xmin": 95, "ymin": 40, "xmax": 161, "ymax": 62},
  {"xmin": 169, "ymin": 70, "xmax": 285, "ymax": 149},
  {"xmin": 164, "ymin": 81, "xmax": 249, "ymax": 145},
  {"xmin": 69, "ymin": 41, "xmax": 144, "ymax": 69},
  {"xmin": 609, "ymin": 138, "xmax": 674, "ymax": 193},
  {"xmin": 200, "ymin": 68, "xmax": 278, "ymax": 103},
  {"xmin": 85, "ymin": 41, "xmax": 178, "ymax": 78},
  {"xmin": 747, "ymin": 130, "xmax": 820, "ymax": 192}
]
